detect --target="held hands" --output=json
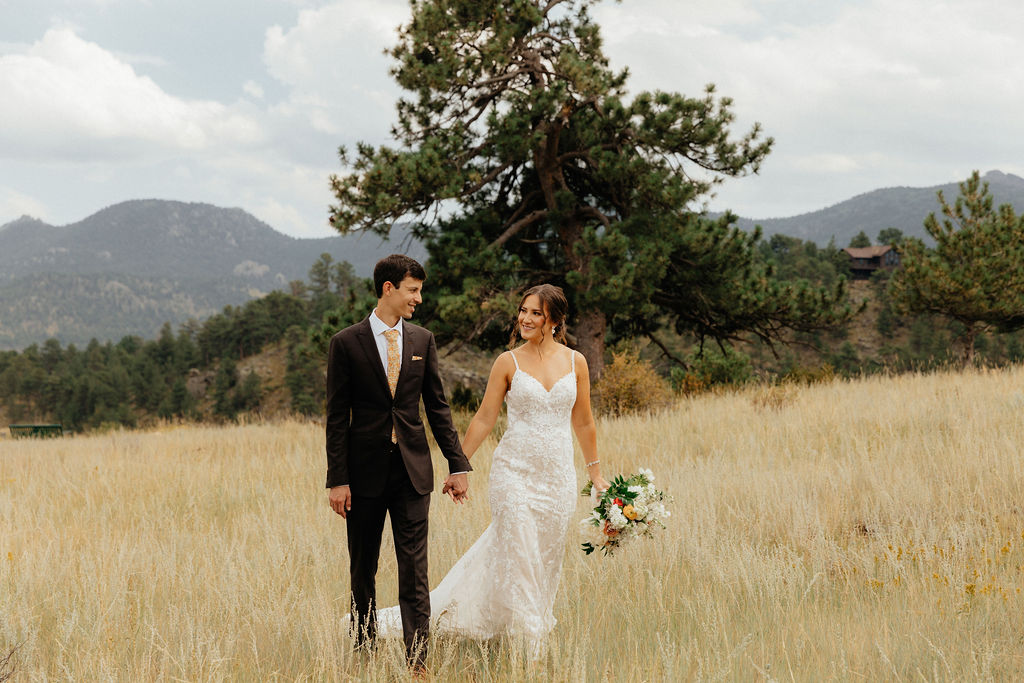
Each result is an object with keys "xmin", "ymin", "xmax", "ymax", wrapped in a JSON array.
[
  {"xmin": 328, "ymin": 485, "xmax": 352, "ymax": 518},
  {"xmin": 442, "ymin": 472, "xmax": 469, "ymax": 504}
]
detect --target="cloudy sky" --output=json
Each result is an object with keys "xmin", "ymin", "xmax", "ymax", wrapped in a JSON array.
[{"xmin": 2, "ymin": 0, "xmax": 1022, "ymax": 238}]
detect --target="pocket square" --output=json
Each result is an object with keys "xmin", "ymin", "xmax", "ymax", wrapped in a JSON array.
[{"xmin": 411, "ymin": 355, "xmax": 423, "ymax": 361}]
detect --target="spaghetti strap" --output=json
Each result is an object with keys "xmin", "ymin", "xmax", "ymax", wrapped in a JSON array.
[
  {"xmin": 570, "ymin": 349, "xmax": 576, "ymax": 375},
  {"xmin": 510, "ymin": 350, "xmax": 521, "ymax": 370}
]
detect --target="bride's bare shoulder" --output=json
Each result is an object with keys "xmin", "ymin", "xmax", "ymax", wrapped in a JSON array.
[
  {"xmin": 492, "ymin": 350, "xmax": 517, "ymax": 372},
  {"xmin": 487, "ymin": 351, "xmax": 517, "ymax": 391}
]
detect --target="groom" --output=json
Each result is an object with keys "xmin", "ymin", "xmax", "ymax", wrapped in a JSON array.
[{"xmin": 326, "ymin": 254, "xmax": 471, "ymax": 670}]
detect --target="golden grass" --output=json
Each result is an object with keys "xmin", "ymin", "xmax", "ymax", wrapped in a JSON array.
[{"xmin": 3, "ymin": 365, "xmax": 1024, "ymax": 680}]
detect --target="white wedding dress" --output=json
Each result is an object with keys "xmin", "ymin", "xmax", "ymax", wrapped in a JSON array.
[{"xmin": 376, "ymin": 348, "xmax": 579, "ymax": 648}]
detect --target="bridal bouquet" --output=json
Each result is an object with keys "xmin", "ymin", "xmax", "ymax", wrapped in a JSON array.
[{"xmin": 580, "ymin": 468, "xmax": 670, "ymax": 556}]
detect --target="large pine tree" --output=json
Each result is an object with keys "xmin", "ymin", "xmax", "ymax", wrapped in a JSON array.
[{"xmin": 329, "ymin": 0, "xmax": 851, "ymax": 377}]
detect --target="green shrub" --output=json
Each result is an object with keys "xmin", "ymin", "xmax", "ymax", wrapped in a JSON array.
[
  {"xmin": 687, "ymin": 345, "xmax": 753, "ymax": 387},
  {"xmin": 449, "ymin": 383, "xmax": 481, "ymax": 411},
  {"xmin": 829, "ymin": 341, "xmax": 861, "ymax": 377}
]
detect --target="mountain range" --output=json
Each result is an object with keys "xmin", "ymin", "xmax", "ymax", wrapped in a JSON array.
[
  {"xmin": 0, "ymin": 200, "xmax": 425, "ymax": 350},
  {"xmin": 729, "ymin": 170, "xmax": 1024, "ymax": 244},
  {"xmin": 2, "ymin": 170, "xmax": 1022, "ymax": 350}
]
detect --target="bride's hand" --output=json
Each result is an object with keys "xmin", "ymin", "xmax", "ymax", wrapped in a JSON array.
[{"xmin": 590, "ymin": 475, "xmax": 610, "ymax": 494}]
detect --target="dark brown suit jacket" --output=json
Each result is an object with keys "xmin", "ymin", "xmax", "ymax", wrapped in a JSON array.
[{"xmin": 325, "ymin": 317, "xmax": 470, "ymax": 496}]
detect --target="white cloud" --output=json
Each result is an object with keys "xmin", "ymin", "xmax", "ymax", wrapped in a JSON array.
[
  {"xmin": 0, "ymin": 188, "xmax": 51, "ymax": 223},
  {"xmin": 263, "ymin": 0, "xmax": 407, "ymax": 141},
  {"xmin": 253, "ymin": 197, "xmax": 321, "ymax": 239},
  {"xmin": 791, "ymin": 153, "xmax": 861, "ymax": 174},
  {"xmin": 111, "ymin": 49, "xmax": 169, "ymax": 69},
  {"xmin": 5, "ymin": 0, "xmax": 1024, "ymax": 238},
  {"xmin": 595, "ymin": 0, "xmax": 759, "ymax": 36},
  {"xmin": 595, "ymin": 0, "xmax": 1024, "ymax": 218},
  {"xmin": 0, "ymin": 28, "xmax": 264, "ymax": 161},
  {"xmin": 243, "ymin": 80, "xmax": 265, "ymax": 99}
]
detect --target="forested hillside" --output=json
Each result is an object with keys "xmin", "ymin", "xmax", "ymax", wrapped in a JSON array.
[
  {"xmin": 0, "ymin": 254, "xmax": 374, "ymax": 431},
  {"xmin": 2, "ymin": 237, "xmax": 1022, "ymax": 435}
]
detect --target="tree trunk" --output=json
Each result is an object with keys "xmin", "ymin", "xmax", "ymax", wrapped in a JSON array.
[
  {"xmin": 533, "ymin": 118, "xmax": 608, "ymax": 379},
  {"xmin": 962, "ymin": 325, "xmax": 978, "ymax": 366},
  {"xmin": 573, "ymin": 308, "xmax": 607, "ymax": 383}
]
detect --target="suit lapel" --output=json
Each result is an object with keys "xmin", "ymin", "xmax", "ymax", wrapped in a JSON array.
[
  {"xmin": 397, "ymin": 321, "xmax": 416, "ymax": 391},
  {"xmin": 355, "ymin": 318, "xmax": 392, "ymax": 397}
]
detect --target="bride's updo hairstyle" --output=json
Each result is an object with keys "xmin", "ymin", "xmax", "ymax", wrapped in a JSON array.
[{"xmin": 509, "ymin": 284, "xmax": 569, "ymax": 348}]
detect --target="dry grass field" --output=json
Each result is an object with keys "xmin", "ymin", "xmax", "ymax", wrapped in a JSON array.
[{"xmin": 3, "ymin": 364, "xmax": 1024, "ymax": 681}]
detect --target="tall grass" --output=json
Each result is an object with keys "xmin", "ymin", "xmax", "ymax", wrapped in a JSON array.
[{"xmin": 3, "ymin": 365, "xmax": 1024, "ymax": 680}]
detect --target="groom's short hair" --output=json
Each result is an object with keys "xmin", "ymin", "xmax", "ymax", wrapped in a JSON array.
[{"xmin": 374, "ymin": 254, "xmax": 426, "ymax": 297}]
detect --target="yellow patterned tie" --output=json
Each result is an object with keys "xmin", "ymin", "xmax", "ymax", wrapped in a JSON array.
[{"xmin": 384, "ymin": 329, "xmax": 400, "ymax": 442}]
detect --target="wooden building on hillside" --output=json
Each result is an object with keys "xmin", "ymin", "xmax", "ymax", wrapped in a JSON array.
[{"xmin": 842, "ymin": 245, "xmax": 900, "ymax": 280}]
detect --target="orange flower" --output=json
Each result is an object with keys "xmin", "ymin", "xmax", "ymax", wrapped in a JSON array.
[
  {"xmin": 603, "ymin": 520, "xmax": 620, "ymax": 537},
  {"xmin": 622, "ymin": 504, "xmax": 638, "ymax": 520}
]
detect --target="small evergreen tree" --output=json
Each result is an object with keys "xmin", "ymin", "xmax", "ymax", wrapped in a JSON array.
[
  {"xmin": 234, "ymin": 369, "xmax": 262, "ymax": 416},
  {"xmin": 890, "ymin": 171, "xmax": 1024, "ymax": 364},
  {"xmin": 877, "ymin": 227, "xmax": 904, "ymax": 246},
  {"xmin": 285, "ymin": 325, "xmax": 322, "ymax": 416},
  {"xmin": 848, "ymin": 231, "xmax": 872, "ymax": 248},
  {"xmin": 212, "ymin": 358, "xmax": 239, "ymax": 420},
  {"xmin": 161, "ymin": 377, "xmax": 194, "ymax": 419}
]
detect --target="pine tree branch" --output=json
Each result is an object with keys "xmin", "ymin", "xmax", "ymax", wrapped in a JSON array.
[
  {"xmin": 460, "ymin": 162, "xmax": 514, "ymax": 196},
  {"xmin": 541, "ymin": 0, "xmax": 570, "ymax": 17},
  {"xmin": 645, "ymin": 331, "xmax": 690, "ymax": 369},
  {"xmin": 490, "ymin": 209, "xmax": 549, "ymax": 248},
  {"xmin": 577, "ymin": 206, "xmax": 611, "ymax": 227}
]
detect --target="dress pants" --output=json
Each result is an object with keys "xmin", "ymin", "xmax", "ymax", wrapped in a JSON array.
[{"xmin": 347, "ymin": 443, "xmax": 431, "ymax": 667}]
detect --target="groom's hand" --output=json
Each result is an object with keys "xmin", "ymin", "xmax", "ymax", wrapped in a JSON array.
[
  {"xmin": 442, "ymin": 473, "xmax": 468, "ymax": 503},
  {"xmin": 328, "ymin": 485, "xmax": 352, "ymax": 518}
]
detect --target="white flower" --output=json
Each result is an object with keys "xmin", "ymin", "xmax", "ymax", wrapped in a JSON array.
[
  {"xmin": 638, "ymin": 467, "xmax": 654, "ymax": 482},
  {"xmin": 627, "ymin": 485, "xmax": 642, "ymax": 494},
  {"xmin": 607, "ymin": 504, "xmax": 628, "ymax": 530}
]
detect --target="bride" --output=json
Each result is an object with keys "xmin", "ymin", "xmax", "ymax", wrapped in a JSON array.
[{"xmin": 375, "ymin": 283, "xmax": 610, "ymax": 650}]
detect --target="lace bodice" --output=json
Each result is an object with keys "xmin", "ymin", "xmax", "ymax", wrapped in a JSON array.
[
  {"xmin": 495, "ymin": 350, "xmax": 577, "ymax": 487},
  {"xmin": 506, "ymin": 365, "xmax": 576, "ymax": 432}
]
